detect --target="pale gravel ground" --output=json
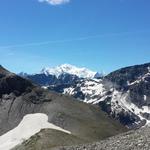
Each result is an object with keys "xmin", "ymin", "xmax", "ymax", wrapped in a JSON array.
[{"xmin": 57, "ymin": 127, "xmax": 150, "ymax": 150}]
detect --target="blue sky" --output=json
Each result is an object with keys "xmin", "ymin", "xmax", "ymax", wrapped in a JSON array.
[{"xmin": 0, "ymin": 0, "xmax": 150, "ymax": 74}]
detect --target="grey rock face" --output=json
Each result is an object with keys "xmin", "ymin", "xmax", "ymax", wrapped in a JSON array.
[
  {"xmin": 105, "ymin": 63, "xmax": 150, "ymax": 107},
  {"xmin": 102, "ymin": 63, "xmax": 150, "ymax": 127}
]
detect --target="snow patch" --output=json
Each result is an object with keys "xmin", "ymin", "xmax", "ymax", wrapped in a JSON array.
[
  {"xmin": 128, "ymin": 71, "xmax": 150, "ymax": 86},
  {"xmin": 144, "ymin": 95, "xmax": 147, "ymax": 101},
  {"xmin": 63, "ymin": 87, "xmax": 75, "ymax": 95},
  {"xmin": 63, "ymin": 79, "xmax": 107, "ymax": 104},
  {"xmin": 0, "ymin": 113, "xmax": 71, "ymax": 150},
  {"xmin": 109, "ymin": 90, "xmax": 150, "ymax": 125},
  {"xmin": 42, "ymin": 86, "xmax": 48, "ymax": 89}
]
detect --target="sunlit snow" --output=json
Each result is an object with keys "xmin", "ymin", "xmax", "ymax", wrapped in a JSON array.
[
  {"xmin": 41, "ymin": 64, "xmax": 97, "ymax": 78},
  {"xmin": 63, "ymin": 79, "xmax": 107, "ymax": 104}
]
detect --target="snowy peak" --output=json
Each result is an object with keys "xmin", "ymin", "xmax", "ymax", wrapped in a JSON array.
[{"xmin": 41, "ymin": 64, "xmax": 99, "ymax": 78}]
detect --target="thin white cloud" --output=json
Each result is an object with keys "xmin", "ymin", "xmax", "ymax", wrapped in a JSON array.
[
  {"xmin": 0, "ymin": 30, "xmax": 150, "ymax": 49},
  {"xmin": 38, "ymin": 0, "xmax": 70, "ymax": 5}
]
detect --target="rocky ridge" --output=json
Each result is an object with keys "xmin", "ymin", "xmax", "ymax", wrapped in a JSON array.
[{"xmin": 56, "ymin": 126, "xmax": 150, "ymax": 150}]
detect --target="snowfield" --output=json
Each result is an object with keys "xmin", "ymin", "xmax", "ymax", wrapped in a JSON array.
[
  {"xmin": 0, "ymin": 113, "xmax": 71, "ymax": 150},
  {"xmin": 63, "ymin": 79, "xmax": 107, "ymax": 104}
]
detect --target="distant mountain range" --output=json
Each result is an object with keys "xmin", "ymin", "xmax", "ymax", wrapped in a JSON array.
[
  {"xmin": 40, "ymin": 64, "xmax": 102, "ymax": 78},
  {"xmin": 19, "ymin": 64, "xmax": 103, "ymax": 87},
  {"xmin": 20, "ymin": 63, "xmax": 150, "ymax": 129}
]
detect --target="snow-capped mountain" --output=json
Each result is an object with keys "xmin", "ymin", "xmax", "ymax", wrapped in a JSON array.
[
  {"xmin": 40, "ymin": 64, "xmax": 100, "ymax": 79},
  {"xmin": 48, "ymin": 63, "xmax": 150, "ymax": 128},
  {"xmin": 19, "ymin": 62, "xmax": 150, "ymax": 128},
  {"xmin": 19, "ymin": 64, "xmax": 102, "ymax": 87}
]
